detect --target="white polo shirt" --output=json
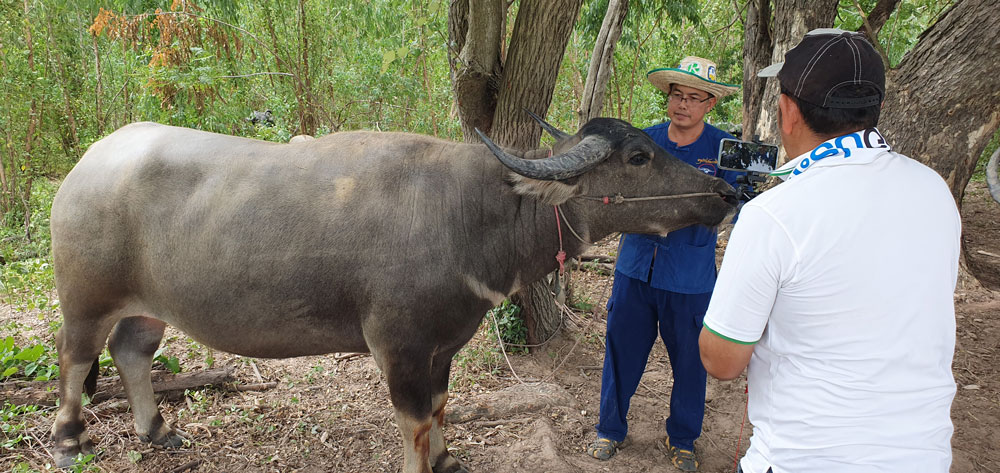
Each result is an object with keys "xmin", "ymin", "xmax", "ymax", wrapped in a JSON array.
[{"xmin": 704, "ymin": 129, "xmax": 960, "ymax": 473}]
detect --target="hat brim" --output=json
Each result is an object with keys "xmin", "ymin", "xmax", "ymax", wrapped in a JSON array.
[{"xmin": 647, "ymin": 68, "xmax": 739, "ymax": 99}]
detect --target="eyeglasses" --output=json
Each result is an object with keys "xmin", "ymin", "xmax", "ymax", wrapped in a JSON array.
[{"xmin": 668, "ymin": 92, "xmax": 713, "ymax": 105}]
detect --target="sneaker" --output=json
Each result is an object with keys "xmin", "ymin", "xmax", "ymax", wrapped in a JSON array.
[
  {"xmin": 586, "ymin": 436, "xmax": 621, "ymax": 461},
  {"xmin": 665, "ymin": 437, "xmax": 698, "ymax": 472}
]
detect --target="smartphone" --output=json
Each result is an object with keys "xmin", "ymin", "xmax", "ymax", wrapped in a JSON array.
[{"xmin": 718, "ymin": 138, "xmax": 779, "ymax": 172}]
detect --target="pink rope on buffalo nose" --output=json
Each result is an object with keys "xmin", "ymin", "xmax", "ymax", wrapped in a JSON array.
[{"xmin": 553, "ymin": 206, "xmax": 567, "ymax": 275}]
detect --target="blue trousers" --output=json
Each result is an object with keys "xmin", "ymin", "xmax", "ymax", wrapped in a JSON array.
[{"xmin": 596, "ymin": 271, "xmax": 711, "ymax": 451}]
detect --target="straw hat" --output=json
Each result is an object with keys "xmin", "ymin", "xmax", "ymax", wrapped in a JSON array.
[{"xmin": 647, "ymin": 56, "xmax": 739, "ymax": 99}]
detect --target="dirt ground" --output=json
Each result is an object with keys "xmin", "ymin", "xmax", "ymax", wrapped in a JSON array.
[{"xmin": 2, "ymin": 180, "xmax": 998, "ymax": 473}]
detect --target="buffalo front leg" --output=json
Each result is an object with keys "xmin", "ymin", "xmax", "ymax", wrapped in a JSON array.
[
  {"xmin": 50, "ymin": 316, "xmax": 116, "ymax": 468},
  {"xmin": 108, "ymin": 316, "xmax": 185, "ymax": 448},
  {"xmin": 372, "ymin": 346, "xmax": 437, "ymax": 473},
  {"xmin": 429, "ymin": 357, "xmax": 467, "ymax": 473}
]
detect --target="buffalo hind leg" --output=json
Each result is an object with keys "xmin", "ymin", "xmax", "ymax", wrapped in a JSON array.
[
  {"xmin": 50, "ymin": 316, "xmax": 116, "ymax": 467},
  {"xmin": 108, "ymin": 316, "xmax": 185, "ymax": 447},
  {"xmin": 429, "ymin": 357, "xmax": 467, "ymax": 473}
]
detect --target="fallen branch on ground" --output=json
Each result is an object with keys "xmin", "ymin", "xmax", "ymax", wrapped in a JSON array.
[
  {"xmin": 579, "ymin": 254, "xmax": 616, "ymax": 263},
  {"xmin": 1, "ymin": 365, "xmax": 236, "ymax": 406},
  {"xmin": 168, "ymin": 460, "xmax": 203, "ymax": 473},
  {"xmin": 334, "ymin": 352, "xmax": 369, "ymax": 362},
  {"xmin": 230, "ymin": 381, "xmax": 277, "ymax": 392},
  {"xmin": 577, "ymin": 261, "xmax": 615, "ymax": 274}
]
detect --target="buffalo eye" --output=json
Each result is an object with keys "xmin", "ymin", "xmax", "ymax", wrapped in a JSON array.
[{"xmin": 627, "ymin": 152, "xmax": 650, "ymax": 166}]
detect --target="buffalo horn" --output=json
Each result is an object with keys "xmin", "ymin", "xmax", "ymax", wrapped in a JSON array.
[
  {"xmin": 987, "ymin": 145, "xmax": 1000, "ymax": 205},
  {"xmin": 524, "ymin": 109, "xmax": 570, "ymax": 141},
  {"xmin": 475, "ymin": 128, "xmax": 611, "ymax": 181}
]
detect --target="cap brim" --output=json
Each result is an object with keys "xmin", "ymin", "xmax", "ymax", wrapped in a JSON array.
[{"xmin": 757, "ymin": 62, "xmax": 784, "ymax": 78}]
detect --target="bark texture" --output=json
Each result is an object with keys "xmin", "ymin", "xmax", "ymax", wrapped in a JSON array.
[
  {"xmin": 492, "ymin": 0, "xmax": 584, "ymax": 150},
  {"xmin": 879, "ymin": 0, "xmax": 1000, "ymax": 203},
  {"xmin": 498, "ymin": 0, "xmax": 584, "ymax": 345},
  {"xmin": 449, "ymin": 0, "xmax": 505, "ymax": 141},
  {"xmin": 578, "ymin": 0, "xmax": 629, "ymax": 127},
  {"xmin": 748, "ymin": 0, "xmax": 839, "ymax": 151},
  {"xmin": 447, "ymin": 0, "xmax": 584, "ymax": 345},
  {"xmin": 741, "ymin": 0, "xmax": 772, "ymax": 139}
]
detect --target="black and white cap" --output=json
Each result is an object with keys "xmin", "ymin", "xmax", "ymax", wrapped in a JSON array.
[{"xmin": 758, "ymin": 28, "xmax": 885, "ymax": 109}]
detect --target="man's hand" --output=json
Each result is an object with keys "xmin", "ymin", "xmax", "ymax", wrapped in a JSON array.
[{"xmin": 699, "ymin": 326, "xmax": 755, "ymax": 380}]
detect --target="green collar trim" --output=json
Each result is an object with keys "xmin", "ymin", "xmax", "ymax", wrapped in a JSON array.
[{"xmin": 703, "ymin": 322, "xmax": 757, "ymax": 345}]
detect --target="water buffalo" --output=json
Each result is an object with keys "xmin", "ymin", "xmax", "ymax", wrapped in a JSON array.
[{"xmin": 49, "ymin": 117, "xmax": 738, "ymax": 472}]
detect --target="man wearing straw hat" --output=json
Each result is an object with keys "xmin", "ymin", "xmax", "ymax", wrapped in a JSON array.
[{"xmin": 588, "ymin": 56, "xmax": 739, "ymax": 472}]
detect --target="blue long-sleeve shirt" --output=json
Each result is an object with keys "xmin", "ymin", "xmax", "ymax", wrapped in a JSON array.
[{"xmin": 614, "ymin": 121, "xmax": 739, "ymax": 294}]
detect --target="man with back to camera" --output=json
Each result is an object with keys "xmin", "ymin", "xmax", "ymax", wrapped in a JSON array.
[
  {"xmin": 587, "ymin": 56, "xmax": 740, "ymax": 472},
  {"xmin": 698, "ymin": 29, "xmax": 959, "ymax": 472}
]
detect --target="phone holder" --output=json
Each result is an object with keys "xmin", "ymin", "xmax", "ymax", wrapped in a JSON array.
[{"xmin": 719, "ymin": 134, "xmax": 777, "ymax": 202}]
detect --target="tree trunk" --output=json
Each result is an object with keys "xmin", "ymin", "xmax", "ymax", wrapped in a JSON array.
[
  {"xmin": 741, "ymin": 0, "xmax": 772, "ymax": 139},
  {"xmin": 22, "ymin": 0, "xmax": 37, "ymax": 241},
  {"xmin": 578, "ymin": 0, "xmax": 629, "ymax": 127},
  {"xmin": 448, "ymin": 0, "xmax": 584, "ymax": 345},
  {"xmin": 493, "ymin": 0, "xmax": 583, "ymax": 146},
  {"xmin": 879, "ymin": 0, "xmax": 1000, "ymax": 205},
  {"xmin": 448, "ymin": 0, "xmax": 506, "ymax": 142},
  {"xmin": 92, "ymin": 34, "xmax": 104, "ymax": 137},
  {"xmin": 296, "ymin": 0, "xmax": 317, "ymax": 136},
  {"xmin": 492, "ymin": 0, "xmax": 583, "ymax": 345},
  {"xmin": 748, "ymin": 0, "xmax": 839, "ymax": 150}
]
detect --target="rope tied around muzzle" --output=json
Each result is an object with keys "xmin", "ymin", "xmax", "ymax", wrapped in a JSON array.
[
  {"xmin": 555, "ymin": 191, "xmax": 725, "ymax": 249},
  {"xmin": 578, "ymin": 192, "xmax": 721, "ymax": 205}
]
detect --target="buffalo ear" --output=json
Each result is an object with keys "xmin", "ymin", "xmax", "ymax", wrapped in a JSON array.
[{"xmin": 508, "ymin": 174, "xmax": 581, "ymax": 205}]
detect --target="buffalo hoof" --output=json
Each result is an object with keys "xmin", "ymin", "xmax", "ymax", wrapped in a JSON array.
[
  {"xmin": 51, "ymin": 435, "xmax": 96, "ymax": 469},
  {"xmin": 433, "ymin": 455, "xmax": 470, "ymax": 473},
  {"xmin": 138, "ymin": 427, "xmax": 187, "ymax": 448}
]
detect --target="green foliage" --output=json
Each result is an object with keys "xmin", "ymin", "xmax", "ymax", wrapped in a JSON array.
[
  {"xmin": 557, "ymin": 0, "xmax": 744, "ymax": 133},
  {"xmin": 488, "ymin": 299, "xmax": 528, "ymax": 354},
  {"xmin": 65, "ymin": 453, "xmax": 100, "ymax": 473},
  {"xmin": 0, "ymin": 336, "xmax": 59, "ymax": 381},
  {"xmin": 154, "ymin": 347, "xmax": 182, "ymax": 374},
  {"xmin": 971, "ymin": 129, "xmax": 1000, "ymax": 183},
  {"xmin": 450, "ymin": 317, "xmax": 502, "ymax": 390},
  {"xmin": 1, "ymin": 402, "xmax": 40, "ymax": 449},
  {"xmin": 570, "ymin": 293, "xmax": 595, "ymax": 312},
  {"xmin": 1, "ymin": 180, "xmax": 58, "ymax": 320},
  {"xmin": 835, "ymin": 0, "xmax": 954, "ymax": 68}
]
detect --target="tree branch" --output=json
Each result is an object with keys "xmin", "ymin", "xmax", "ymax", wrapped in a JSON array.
[
  {"xmin": 864, "ymin": 0, "xmax": 901, "ymax": 36},
  {"xmin": 147, "ymin": 11, "xmax": 291, "ymax": 71},
  {"xmin": 851, "ymin": 0, "xmax": 891, "ymax": 67},
  {"xmin": 579, "ymin": 0, "xmax": 629, "ymax": 126}
]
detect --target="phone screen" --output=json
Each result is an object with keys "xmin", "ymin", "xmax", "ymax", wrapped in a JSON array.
[{"xmin": 718, "ymin": 138, "xmax": 779, "ymax": 172}]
